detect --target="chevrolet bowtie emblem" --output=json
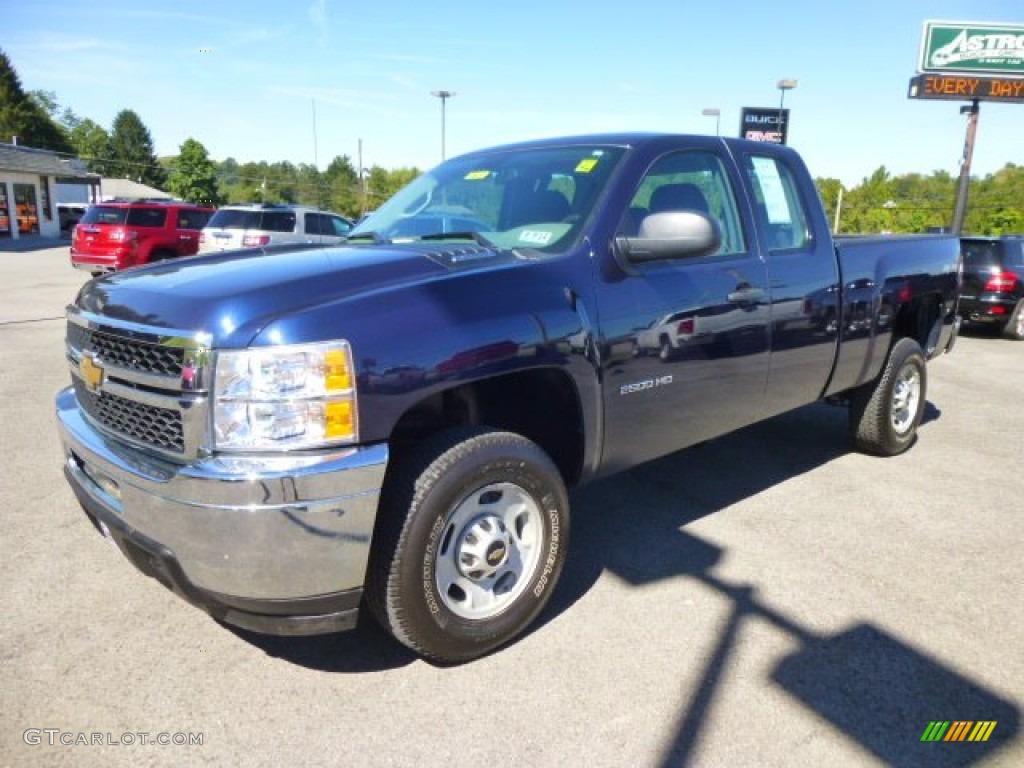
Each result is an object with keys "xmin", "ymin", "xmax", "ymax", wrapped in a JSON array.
[{"xmin": 80, "ymin": 354, "xmax": 105, "ymax": 392}]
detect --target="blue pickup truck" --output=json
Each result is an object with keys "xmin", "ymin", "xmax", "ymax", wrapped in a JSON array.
[{"xmin": 56, "ymin": 134, "xmax": 960, "ymax": 662}]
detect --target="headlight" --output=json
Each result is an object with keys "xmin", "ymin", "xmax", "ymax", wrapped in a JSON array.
[{"xmin": 213, "ymin": 341, "xmax": 357, "ymax": 451}]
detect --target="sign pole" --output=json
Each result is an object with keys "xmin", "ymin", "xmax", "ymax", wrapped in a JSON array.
[{"xmin": 951, "ymin": 99, "xmax": 980, "ymax": 234}]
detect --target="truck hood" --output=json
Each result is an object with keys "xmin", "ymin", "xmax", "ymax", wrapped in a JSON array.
[{"xmin": 74, "ymin": 242, "xmax": 511, "ymax": 347}]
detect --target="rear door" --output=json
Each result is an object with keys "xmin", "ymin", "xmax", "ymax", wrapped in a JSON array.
[
  {"xmin": 175, "ymin": 208, "xmax": 210, "ymax": 255},
  {"xmin": 737, "ymin": 149, "xmax": 840, "ymax": 418},
  {"xmin": 596, "ymin": 144, "xmax": 770, "ymax": 472},
  {"xmin": 126, "ymin": 207, "xmax": 169, "ymax": 256}
]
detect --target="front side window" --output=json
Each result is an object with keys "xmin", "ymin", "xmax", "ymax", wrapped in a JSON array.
[
  {"xmin": 328, "ymin": 215, "xmax": 352, "ymax": 236},
  {"xmin": 619, "ymin": 150, "xmax": 746, "ymax": 256},
  {"xmin": 349, "ymin": 144, "xmax": 627, "ymax": 254}
]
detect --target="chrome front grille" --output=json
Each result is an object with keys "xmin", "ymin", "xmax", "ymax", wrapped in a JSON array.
[
  {"xmin": 66, "ymin": 309, "xmax": 211, "ymax": 459},
  {"xmin": 71, "ymin": 326, "xmax": 185, "ymax": 377},
  {"xmin": 73, "ymin": 379, "xmax": 185, "ymax": 452}
]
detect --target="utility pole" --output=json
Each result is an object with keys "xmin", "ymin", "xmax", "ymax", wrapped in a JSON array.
[
  {"xmin": 358, "ymin": 138, "xmax": 366, "ymax": 215},
  {"xmin": 430, "ymin": 90, "xmax": 456, "ymax": 160},
  {"xmin": 776, "ymin": 79, "xmax": 797, "ymax": 144},
  {"xmin": 951, "ymin": 100, "xmax": 980, "ymax": 235}
]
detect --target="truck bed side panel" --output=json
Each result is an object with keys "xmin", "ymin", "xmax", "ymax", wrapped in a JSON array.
[{"xmin": 825, "ymin": 235, "xmax": 960, "ymax": 397}]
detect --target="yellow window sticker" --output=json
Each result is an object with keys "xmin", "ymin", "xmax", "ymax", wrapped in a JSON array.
[
  {"xmin": 575, "ymin": 158, "xmax": 599, "ymax": 174},
  {"xmin": 464, "ymin": 170, "xmax": 491, "ymax": 180}
]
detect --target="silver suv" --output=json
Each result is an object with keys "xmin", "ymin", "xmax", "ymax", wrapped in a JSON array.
[{"xmin": 198, "ymin": 204, "xmax": 353, "ymax": 254}]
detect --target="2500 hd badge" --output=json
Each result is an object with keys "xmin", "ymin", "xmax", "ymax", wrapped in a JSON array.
[{"xmin": 620, "ymin": 375, "xmax": 674, "ymax": 395}]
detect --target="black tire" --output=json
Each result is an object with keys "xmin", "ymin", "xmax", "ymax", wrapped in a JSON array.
[
  {"xmin": 659, "ymin": 336, "xmax": 673, "ymax": 361},
  {"xmin": 149, "ymin": 250, "xmax": 175, "ymax": 264},
  {"xmin": 366, "ymin": 427, "xmax": 569, "ymax": 663},
  {"xmin": 1003, "ymin": 300, "xmax": 1024, "ymax": 340},
  {"xmin": 849, "ymin": 337, "xmax": 927, "ymax": 456}
]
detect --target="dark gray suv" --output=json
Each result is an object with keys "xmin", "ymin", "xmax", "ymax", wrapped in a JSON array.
[{"xmin": 957, "ymin": 236, "xmax": 1024, "ymax": 340}]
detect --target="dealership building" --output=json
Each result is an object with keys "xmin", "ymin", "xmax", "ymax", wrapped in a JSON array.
[{"xmin": 0, "ymin": 142, "xmax": 99, "ymax": 241}]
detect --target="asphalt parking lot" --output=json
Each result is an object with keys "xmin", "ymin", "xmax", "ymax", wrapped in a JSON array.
[{"xmin": 1, "ymin": 243, "xmax": 1021, "ymax": 768}]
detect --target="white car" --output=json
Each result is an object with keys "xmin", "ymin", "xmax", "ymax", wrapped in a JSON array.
[{"xmin": 198, "ymin": 204, "xmax": 353, "ymax": 254}]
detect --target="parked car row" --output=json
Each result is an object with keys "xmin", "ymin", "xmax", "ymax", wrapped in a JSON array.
[{"xmin": 69, "ymin": 201, "xmax": 353, "ymax": 275}]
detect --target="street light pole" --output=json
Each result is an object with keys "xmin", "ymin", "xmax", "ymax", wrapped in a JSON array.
[
  {"xmin": 776, "ymin": 78, "xmax": 798, "ymax": 144},
  {"xmin": 702, "ymin": 108, "xmax": 721, "ymax": 136},
  {"xmin": 430, "ymin": 90, "xmax": 456, "ymax": 161}
]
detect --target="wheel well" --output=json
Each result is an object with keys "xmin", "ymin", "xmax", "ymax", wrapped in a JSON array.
[
  {"xmin": 389, "ymin": 369, "xmax": 585, "ymax": 487},
  {"xmin": 892, "ymin": 294, "xmax": 942, "ymax": 355}
]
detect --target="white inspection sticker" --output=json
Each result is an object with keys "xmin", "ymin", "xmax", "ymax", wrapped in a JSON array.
[
  {"xmin": 519, "ymin": 230, "xmax": 553, "ymax": 245},
  {"xmin": 751, "ymin": 156, "xmax": 791, "ymax": 225}
]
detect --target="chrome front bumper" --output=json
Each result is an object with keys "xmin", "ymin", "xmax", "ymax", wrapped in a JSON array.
[{"xmin": 56, "ymin": 387, "xmax": 388, "ymax": 634}]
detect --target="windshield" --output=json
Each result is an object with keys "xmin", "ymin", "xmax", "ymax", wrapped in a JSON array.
[{"xmin": 349, "ymin": 143, "xmax": 626, "ymax": 253}]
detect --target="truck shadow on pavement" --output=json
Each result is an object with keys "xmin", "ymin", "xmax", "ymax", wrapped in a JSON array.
[
  {"xmin": 233, "ymin": 399, "xmax": 1018, "ymax": 763},
  {"xmin": 552, "ymin": 399, "xmax": 1017, "ymax": 767}
]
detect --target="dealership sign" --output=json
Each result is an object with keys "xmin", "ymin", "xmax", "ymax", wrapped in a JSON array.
[
  {"xmin": 739, "ymin": 107, "xmax": 789, "ymax": 144},
  {"xmin": 908, "ymin": 74, "xmax": 1024, "ymax": 103},
  {"xmin": 919, "ymin": 21, "xmax": 1024, "ymax": 77}
]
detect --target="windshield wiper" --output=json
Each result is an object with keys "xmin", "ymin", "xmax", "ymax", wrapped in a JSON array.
[
  {"xmin": 418, "ymin": 231, "xmax": 497, "ymax": 248},
  {"xmin": 345, "ymin": 231, "xmax": 387, "ymax": 243}
]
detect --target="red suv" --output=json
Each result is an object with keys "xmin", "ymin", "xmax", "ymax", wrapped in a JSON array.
[{"xmin": 70, "ymin": 200, "xmax": 214, "ymax": 275}]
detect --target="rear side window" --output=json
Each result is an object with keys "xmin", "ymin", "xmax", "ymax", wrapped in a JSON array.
[
  {"xmin": 259, "ymin": 211, "xmax": 296, "ymax": 232},
  {"xmin": 745, "ymin": 155, "xmax": 812, "ymax": 251},
  {"xmin": 80, "ymin": 206, "xmax": 128, "ymax": 225},
  {"xmin": 960, "ymin": 240, "xmax": 1000, "ymax": 269},
  {"xmin": 126, "ymin": 208, "xmax": 167, "ymax": 228},
  {"xmin": 177, "ymin": 209, "xmax": 210, "ymax": 230}
]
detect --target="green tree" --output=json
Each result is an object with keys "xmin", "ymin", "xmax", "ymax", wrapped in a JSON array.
[
  {"xmin": 814, "ymin": 177, "xmax": 844, "ymax": 232},
  {"xmin": 364, "ymin": 166, "xmax": 420, "ymax": 213},
  {"xmin": 0, "ymin": 48, "xmax": 72, "ymax": 152},
  {"xmin": 69, "ymin": 118, "xmax": 113, "ymax": 174},
  {"xmin": 109, "ymin": 109, "xmax": 166, "ymax": 188},
  {"xmin": 324, "ymin": 155, "xmax": 360, "ymax": 217},
  {"xmin": 167, "ymin": 138, "xmax": 222, "ymax": 206}
]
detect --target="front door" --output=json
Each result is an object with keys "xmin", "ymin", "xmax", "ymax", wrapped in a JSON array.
[{"xmin": 595, "ymin": 147, "xmax": 770, "ymax": 474}]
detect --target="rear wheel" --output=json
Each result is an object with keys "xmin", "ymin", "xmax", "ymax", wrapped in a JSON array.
[
  {"xmin": 849, "ymin": 337, "xmax": 927, "ymax": 456},
  {"xmin": 366, "ymin": 427, "xmax": 569, "ymax": 662},
  {"xmin": 1003, "ymin": 300, "xmax": 1024, "ymax": 340},
  {"xmin": 148, "ymin": 249, "xmax": 175, "ymax": 264}
]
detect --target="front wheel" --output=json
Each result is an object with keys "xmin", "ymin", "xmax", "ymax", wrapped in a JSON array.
[
  {"xmin": 849, "ymin": 337, "xmax": 927, "ymax": 456},
  {"xmin": 366, "ymin": 427, "xmax": 569, "ymax": 662}
]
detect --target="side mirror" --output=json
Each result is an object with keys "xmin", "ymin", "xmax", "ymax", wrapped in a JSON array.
[{"xmin": 615, "ymin": 211, "xmax": 722, "ymax": 264}]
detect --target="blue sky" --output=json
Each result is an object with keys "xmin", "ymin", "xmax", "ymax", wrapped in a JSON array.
[{"xmin": 3, "ymin": 1, "xmax": 1022, "ymax": 187}]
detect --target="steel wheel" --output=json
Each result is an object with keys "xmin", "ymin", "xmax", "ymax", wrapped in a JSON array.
[
  {"xmin": 434, "ymin": 482, "xmax": 543, "ymax": 620},
  {"xmin": 891, "ymin": 365, "xmax": 922, "ymax": 435}
]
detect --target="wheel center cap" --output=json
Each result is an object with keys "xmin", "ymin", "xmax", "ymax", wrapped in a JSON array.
[{"xmin": 456, "ymin": 515, "xmax": 511, "ymax": 580}]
